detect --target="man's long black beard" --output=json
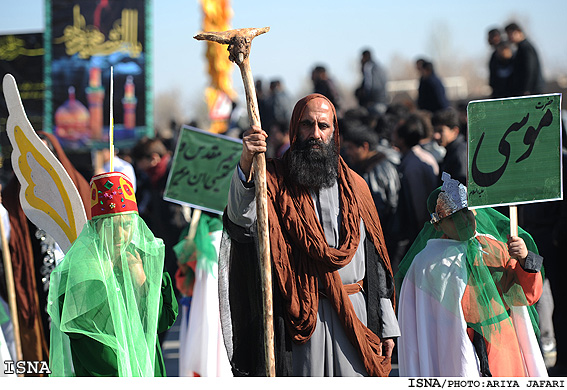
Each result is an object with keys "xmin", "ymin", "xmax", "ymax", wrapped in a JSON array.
[{"xmin": 288, "ymin": 137, "xmax": 339, "ymax": 191}]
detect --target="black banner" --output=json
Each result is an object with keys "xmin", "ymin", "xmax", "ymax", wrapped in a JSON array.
[
  {"xmin": 47, "ymin": 0, "xmax": 152, "ymax": 151},
  {"xmin": 0, "ymin": 33, "xmax": 45, "ymax": 135}
]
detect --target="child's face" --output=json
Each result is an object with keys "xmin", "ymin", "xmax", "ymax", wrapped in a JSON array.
[
  {"xmin": 436, "ymin": 208, "xmax": 476, "ymax": 241},
  {"xmin": 112, "ymin": 216, "xmax": 134, "ymax": 251}
]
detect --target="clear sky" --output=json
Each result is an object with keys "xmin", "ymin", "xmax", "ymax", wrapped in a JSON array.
[{"xmin": 1, "ymin": 0, "xmax": 566, "ymax": 119}]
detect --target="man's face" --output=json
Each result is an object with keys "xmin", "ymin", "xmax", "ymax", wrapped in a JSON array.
[
  {"xmin": 135, "ymin": 153, "xmax": 160, "ymax": 173},
  {"xmin": 135, "ymin": 156, "xmax": 153, "ymax": 173},
  {"xmin": 297, "ymin": 98, "xmax": 335, "ymax": 146},
  {"xmin": 506, "ymin": 30, "xmax": 523, "ymax": 44},
  {"xmin": 433, "ymin": 125, "xmax": 459, "ymax": 147},
  {"xmin": 361, "ymin": 53, "xmax": 370, "ymax": 66},
  {"xmin": 342, "ymin": 140, "xmax": 364, "ymax": 165},
  {"xmin": 488, "ymin": 33, "xmax": 501, "ymax": 47},
  {"xmin": 497, "ymin": 46, "xmax": 513, "ymax": 60},
  {"xmin": 288, "ymin": 97, "xmax": 338, "ymax": 190}
]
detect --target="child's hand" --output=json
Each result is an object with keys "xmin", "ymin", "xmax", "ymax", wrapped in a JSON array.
[
  {"xmin": 507, "ymin": 235, "xmax": 528, "ymax": 266},
  {"xmin": 126, "ymin": 251, "xmax": 146, "ymax": 287}
]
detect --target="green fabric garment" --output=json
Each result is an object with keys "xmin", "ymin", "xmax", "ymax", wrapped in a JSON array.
[
  {"xmin": 67, "ymin": 272, "xmax": 178, "ymax": 377},
  {"xmin": 48, "ymin": 213, "xmax": 178, "ymax": 377},
  {"xmin": 0, "ymin": 301, "xmax": 8, "ymax": 325},
  {"xmin": 196, "ymin": 214, "xmax": 223, "ymax": 267},
  {"xmin": 174, "ymin": 213, "xmax": 222, "ymax": 275}
]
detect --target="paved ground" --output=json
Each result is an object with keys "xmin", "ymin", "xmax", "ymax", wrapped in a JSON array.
[
  {"xmin": 160, "ymin": 312, "xmax": 400, "ymax": 377},
  {"xmin": 162, "ymin": 314, "xmax": 181, "ymax": 377},
  {"xmin": 160, "ymin": 313, "xmax": 559, "ymax": 378}
]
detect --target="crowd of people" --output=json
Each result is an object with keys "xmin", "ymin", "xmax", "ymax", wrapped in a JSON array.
[
  {"xmin": 219, "ymin": 20, "xmax": 565, "ymax": 378},
  {"xmin": 0, "ymin": 21, "xmax": 565, "ymax": 378}
]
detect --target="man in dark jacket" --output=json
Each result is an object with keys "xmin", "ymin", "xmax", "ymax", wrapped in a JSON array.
[
  {"xmin": 417, "ymin": 60, "xmax": 449, "ymax": 113},
  {"xmin": 505, "ymin": 22, "xmax": 545, "ymax": 96},
  {"xmin": 432, "ymin": 107, "xmax": 467, "ymax": 186},
  {"xmin": 487, "ymin": 28, "xmax": 514, "ymax": 98},
  {"xmin": 356, "ymin": 49, "xmax": 388, "ymax": 115},
  {"xmin": 341, "ymin": 121, "xmax": 400, "ymax": 259}
]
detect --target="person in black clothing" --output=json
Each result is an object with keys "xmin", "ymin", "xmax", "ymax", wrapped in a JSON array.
[
  {"xmin": 416, "ymin": 59, "xmax": 449, "ymax": 113},
  {"xmin": 264, "ymin": 79, "xmax": 292, "ymax": 134},
  {"xmin": 505, "ymin": 22, "xmax": 545, "ymax": 96},
  {"xmin": 312, "ymin": 65, "xmax": 341, "ymax": 114},
  {"xmin": 487, "ymin": 28, "xmax": 502, "ymax": 90},
  {"xmin": 255, "ymin": 79, "xmax": 269, "ymax": 131},
  {"xmin": 487, "ymin": 28, "xmax": 514, "ymax": 98},
  {"xmin": 341, "ymin": 120, "xmax": 400, "ymax": 259},
  {"xmin": 520, "ymin": 125, "xmax": 567, "ymax": 377},
  {"xmin": 355, "ymin": 49, "xmax": 388, "ymax": 115},
  {"xmin": 431, "ymin": 107, "xmax": 467, "ymax": 186}
]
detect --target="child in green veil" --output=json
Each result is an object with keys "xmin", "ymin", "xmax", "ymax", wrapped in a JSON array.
[
  {"xmin": 48, "ymin": 172, "xmax": 178, "ymax": 376},
  {"xmin": 396, "ymin": 172, "xmax": 547, "ymax": 377}
]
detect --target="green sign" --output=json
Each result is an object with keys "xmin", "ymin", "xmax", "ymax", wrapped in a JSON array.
[
  {"xmin": 467, "ymin": 94, "xmax": 562, "ymax": 208},
  {"xmin": 164, "ymin": 125, "xmax": 242, "ymax": 214}
]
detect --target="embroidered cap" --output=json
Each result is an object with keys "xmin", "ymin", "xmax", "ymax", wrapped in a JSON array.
[{"xmin": 90, "ymin": 172, "xmax": 137, "ymax": 219}]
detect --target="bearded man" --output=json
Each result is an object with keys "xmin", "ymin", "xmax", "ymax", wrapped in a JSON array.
[{"xmin": 219, "ymin": 94, "xmax": 399, "ymax": 377}]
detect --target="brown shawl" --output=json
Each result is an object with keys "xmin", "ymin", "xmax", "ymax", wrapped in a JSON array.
[{"xmin": 265, "ymin": 94, "xmax": 394, "ymax": 376}]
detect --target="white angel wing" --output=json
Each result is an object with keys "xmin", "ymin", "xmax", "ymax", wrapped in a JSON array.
[{"xmin": 3, "ymin": 73, "xmax": 87, "ymax": 253}]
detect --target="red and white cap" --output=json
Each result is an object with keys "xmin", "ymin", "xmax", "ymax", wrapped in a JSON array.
[{"xmin": 89, "ymin": 172, "xmax": 137, "ymax": 219}]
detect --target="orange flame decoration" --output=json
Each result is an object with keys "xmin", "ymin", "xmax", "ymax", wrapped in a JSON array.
[{"xmin": 201, "ymin": 0, "xmax": 236, "ymax": 133}]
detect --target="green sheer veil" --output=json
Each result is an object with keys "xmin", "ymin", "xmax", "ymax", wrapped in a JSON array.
[{"xmin": 48, "ymin": 212, "xmax": 165, "ymax": 376}]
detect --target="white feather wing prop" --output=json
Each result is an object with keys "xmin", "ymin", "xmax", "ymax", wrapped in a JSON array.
[{"xmin": 3, "ymin": 74, "xmax": 87, "ymax": 253}]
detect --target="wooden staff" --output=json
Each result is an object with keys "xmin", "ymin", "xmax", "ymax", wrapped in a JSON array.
[
  {"xmin": 187, "ymin": 208, "xmax": 202, "ymax": 242},
  {"xmin": 509, "ymin": 205, "xmax": 518, "ymax": 236},
  {"xmin": 0, "ymin": 208, "xmax": 24, "ymax": 364},
  {"xmin": 194, "ymin": 27, "xmax": 275, "ymax": 377}
]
